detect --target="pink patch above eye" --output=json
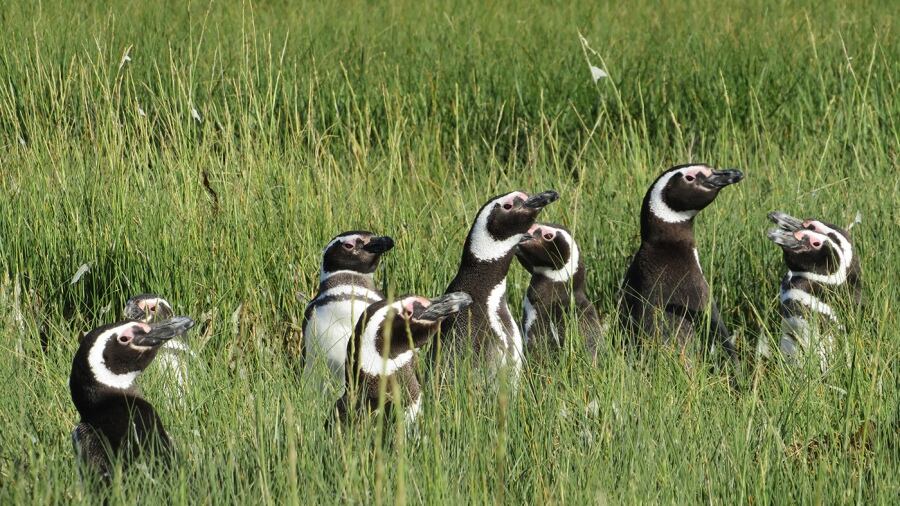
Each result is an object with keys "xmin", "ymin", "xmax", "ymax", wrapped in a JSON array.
[
  {"xmin": 500, "ymin": 191, "xmax": 528, "ymax": 209},
  {"xmin": 682, "ymin": 166, "xmax": 712, "ymax": 179}
]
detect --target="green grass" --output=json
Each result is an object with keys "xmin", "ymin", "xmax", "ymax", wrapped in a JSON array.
[{"xmin": 1, "ymin": 0, "xmax": 898, "ymax": 503}]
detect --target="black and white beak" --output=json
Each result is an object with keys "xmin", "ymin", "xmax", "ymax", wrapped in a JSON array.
[
  {"xmin": 133, "ymin": 317, "xmax": 195, "ymax": 347},
  {"xmin": 523, "ymin": 191, "xmax": 560, "ymax": 210},
  {"xmin": 768, "ymin": 211, "xmax": 804, "ymax": 232},
  {"xmin": 414, "ymin": 292, "xmax": 473, "ymax": 323},
  {"xmin": 362, "ymin": 236, "xmax": 395, "ymax": 254},
  {"xmin": 701, "ymin": 169, "xmax": 743, "ymax": 190}
]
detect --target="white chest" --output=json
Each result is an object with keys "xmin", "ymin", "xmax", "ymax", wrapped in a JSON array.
[{"xmin": 305, "ymin": 290, "xmax": 380, "ymax": 379}]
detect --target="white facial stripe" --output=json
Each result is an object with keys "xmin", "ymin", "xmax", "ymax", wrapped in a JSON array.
[
  {"xmin": 648, "ymin": 167, "xmax": 703, "ymax": 223},
  {"xmin": 359, "ymin": 303, "xmax": 415, "ymax": 377},
  {"xmin": 781, "ymin": 288, "xmax": 838, "ymax": 321},
  {"xmin": 323, "ymin": 234, "xmax": 364, "ymax": 255},
  {"xmin": 788, "ymin": 231, "xmax": 851, "ymax": 285},
  {"xmin": 810, "ymin": 222, "xmax": 854, "ymax": 265},
  {"xmin": 469, "ymin": 194, "xmax": 526, "ymax": 262},
  {"xmin": 533, "ymin": 229, "xmax": 579, "ymax": 282},
  {"xmin": 315, "ymin": 285, "xmax": 383, "ymax": 303},
  {"xmin": 87, "ymin": 323, "xmax": 149, "ymax": 389},
  {"xmin": 320, "ymin": 234, "xmax": 369, "ymax": 281}
]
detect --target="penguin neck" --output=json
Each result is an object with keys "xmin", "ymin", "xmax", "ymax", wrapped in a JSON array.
[
  {"xmin": 640, "ymin": 205, "xmax": 697, "ymax": 248},
  {"xmin": 447, "ymin": 236, "xmax": 519, "ymax": 303},
  {"xmin": 70, "ymin": 359, "xmax": 143, "ymax": 419},
  {"xmin": 352, "ymin": 309, "xmax": 415, "ymax": 380},
  {"xmin": 318, "ymin": 270, "xmax": 378, "ymax": 291},
  {"xmin": 529, "ymin": 262, "xmax": 587, "ymax": 296}
]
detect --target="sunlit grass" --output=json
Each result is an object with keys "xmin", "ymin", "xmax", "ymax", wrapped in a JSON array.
[{"xmin": 0, "ymin": 0, "xmax": 897, "ymax": 503}]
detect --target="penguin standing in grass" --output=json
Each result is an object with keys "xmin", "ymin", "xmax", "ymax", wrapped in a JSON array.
[
  {"xmin": 334, "ymin": 293, "xmax": 472, "ymax": 425},
  {"xmin": 434, "ymin": 190, "xmax": 559, "ymax": 376},
  {"xmin": 70, "ymin": 317, "xmax": 194, "ymax": 479},
  {"xmin": 515, "ymin": 222, "xmax": 605, "ymax": 359},
  {"xmin": 303, "ymin": 231, "xmax": 395, "ymax": 393},
  {"xmin": 763, "ymin": 211, "xmax": 861, "ymax": 370},
  {"xmin": 124, "ymin": 293, "xmax": 195, "ymax": 392},
  {"xmin": 619, "ymin": 164, "xmax": 743, "ymax": 356}
]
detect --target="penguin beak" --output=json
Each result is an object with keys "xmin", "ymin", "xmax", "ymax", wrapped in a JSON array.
[
  {"xmin": 768, "ymin": 211, "xmax": 804, "ymax": 232},
  {"xmin": 362, "ymin": 236, "xmax": 395, "ymax": 254},
  {"xmin": 767, "ymin": 228, "xmax": 806, "ymax": 252},
  {"xmin": 523, "ymin": 190, "xmax": 560, "ymax": 210},
  {"xmin": 132, "ymin": 316, "xmax": 195, "ymax": 347},
  {"xmin": 414, "ymin": 292, "xmax": 473, "ymax": 323},
  {"xmin": 702, "ymin": 169, "xmax": 744, "ymax": 189}
]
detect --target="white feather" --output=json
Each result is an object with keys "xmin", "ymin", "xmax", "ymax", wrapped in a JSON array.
[
  {"xmin": 534, "ymin": 229, "xmax": 580, "ymax": 282},
  {"xmin": 88, "ymin": 324, "xmax": 145, "ymax": 389},
  {"xmin": 648, "ymin": 169, "xmax": 699, "ymax": 223},
  {"xmin": 468, "ymin": 197, "xmax": 525, "ymax": 262},
  {"xmin": 358, "ymin": 302, "xmax": 414, "ymax": 377}
]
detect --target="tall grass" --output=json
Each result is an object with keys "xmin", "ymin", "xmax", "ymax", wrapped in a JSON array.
[{"xmin": 0, "ymin": 0, "xmax": 897, "ymax": 503}]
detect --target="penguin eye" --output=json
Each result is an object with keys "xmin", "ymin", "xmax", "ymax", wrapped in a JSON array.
[
  {"xmin": 117, "ymin": 334, "xmax": 132, "ymax": 344},
  {"xmin": 502, "ymin": 203, "xmax": 513, "ymax": 211},
  {"xmin": 149, "ymin": 305, "xmax": 157, "ymax": 313},
  {"xmin": 342, "ymin": 242, "xmax": 354, "ymax": 250},
  {"xmin": 811, "ymin": 240, "xmax": 822, "ymax": 248},
  {"xmin": 684, "ymin": 174, "xmax": 695, "ymax": 182},
  {"xmin": 543, "ymin": 233, "xmax": 554, "ymax": 241}
]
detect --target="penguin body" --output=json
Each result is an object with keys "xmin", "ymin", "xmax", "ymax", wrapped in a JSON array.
[
  {"xmin": 70, "ymin": 317, "xmax": 194, "ymax": 479},
  {"xmin": 763, "ymin": 211, "xmax": 861, "ymax": 370},
  {"xmin": 619, "ymin": 164, "xmax": 743, "ymax": 354},
  {"xmin": 302, "ymin": 232, "xmax": 394, "ymax": 391},
  {"xmin": 435, "ymin": 190, "xmax": 558, "ymax": 375},
  {"xmin": 515, "ymin": 223, "xmax": 604, "ymax": 358},
  {"xmin": 334, "ymin": 293, "xmax": 472, "ymax": 425}
]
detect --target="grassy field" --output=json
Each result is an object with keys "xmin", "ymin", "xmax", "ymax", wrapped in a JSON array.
[{"xmin": 1, "ymin": 0, "xmax": 898, "ymax": 503}]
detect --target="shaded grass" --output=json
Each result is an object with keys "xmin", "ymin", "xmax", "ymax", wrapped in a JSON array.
[{"xmin": 0, "ymin": 0, "xmax": 898, "ymax": 503}]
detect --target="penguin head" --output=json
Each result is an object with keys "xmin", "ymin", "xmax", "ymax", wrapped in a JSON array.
[
  {"xmin": 768, "ymin": 211, "xmax": 856, "ymax": 284},
  {"xmin": 644, "ymin": 164, "xmax": 743, "ymax": 225},
  {"xmin": 467, "ymin": 190, "xmax": 559, "ymax": 262},
  {"xmin": 386, "ymin": 293, "xmax": 473, "ymax": 348},
  {"xmin": 516, "ymin": 223, "xmax": 580, "ymax": 282},
  {"xmin": 321, "ymin": 231, "xmax": 395, "ymax": 277},
  {"xmin": 123, "ymin": 293, "xmax": 174, "ymax": 323},
  {"xmin": 767, "ymin": 227, "xmax": 844, "ymax": 276},
  {"xmin": 76, "ymin": 318, "xmax": 195, "ymax": 390}
]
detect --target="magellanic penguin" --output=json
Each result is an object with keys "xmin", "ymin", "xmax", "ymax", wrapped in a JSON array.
[
  {"xmin": 762, "ymin": 211, "xmax": 861, "ymax": 370},
  {"xmin": 619, "ymin": 164, "xmax": 743, "ymax": 356},
  {"xmin": 434, "ymin": 190, "xmax": 559, "ymax": 377},
  {"xmin": 334, "ymin": 292, "xmax": 472, "ymax": 425},
  {"xmin": 124, "ymin": 293, "xmax": 196, "ymax": 392},
  {"xmin": 302, "ymin": 231, "xmax": 395, "ymax": 392},
  {"xmin": 515, "ymin": 222, "xmax": 605, "ymax": 359},
  {"xmin": 70, "ymin": 317, "xmax": 195, "ymax": 479}
]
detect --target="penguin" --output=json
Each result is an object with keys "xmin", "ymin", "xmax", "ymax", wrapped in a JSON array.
[
  {"xmin": 302, "ymin": 231, "xmax": 395, "ymax": 392},
  {"xmin": 618, "ymin": 164, "xmax": 743, "ymax": 355},
  {"xmin": 515, "ymin": 222, "xmax": 605, "ymax": 359},
  {"xmin": 762, "ymin": 211, "xmax": 861, "ymax": 370},
  {"xmin": 434, "ymin": 190, "xmax": 559, "ymax": 376},
  {"xmin": 124, "ymin": 293, "xmax": 195, "ymax": 391},
  {"xmin": 70, "ymin": 317, "xmax": 195, "ymax": 479},
  {"xmin": 334, "ymin": 293, "xmax": 472, "ymax": 425}
]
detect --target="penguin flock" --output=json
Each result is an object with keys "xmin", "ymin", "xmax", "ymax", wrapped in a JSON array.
[{"xmin": 68, "ymin": 163, "xmax": 862, "ymax": 480}]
